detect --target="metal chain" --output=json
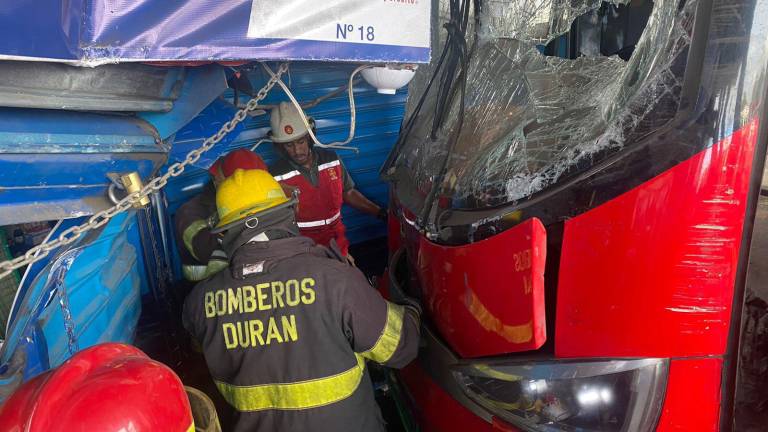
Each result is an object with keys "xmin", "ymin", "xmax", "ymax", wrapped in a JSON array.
[{"xmin": 0, "ymin": 63, "xmax": 289, "ymax": 280}]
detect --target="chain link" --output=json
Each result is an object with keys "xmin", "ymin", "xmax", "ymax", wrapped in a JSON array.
[{"xmin": 0, "ymin": 63, "xmax": 289, "ymax": 280}]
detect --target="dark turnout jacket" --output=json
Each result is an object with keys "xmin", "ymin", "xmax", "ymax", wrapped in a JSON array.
[
  {"xmin": 182, "ymin": 236, "xmax": 420, "ymax": 432},
  {"xmin": 175, "ymin": 183, "xmax": 218, "ymax": 266},
  {"xmin": 174, "ymin": 184, "xmax": 228, "ymax": 281}
]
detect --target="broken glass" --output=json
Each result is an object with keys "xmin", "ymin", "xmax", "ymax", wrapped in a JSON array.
[{"xmin": 388, "ymin": 0, "xmax": 694, "ymax": 234}]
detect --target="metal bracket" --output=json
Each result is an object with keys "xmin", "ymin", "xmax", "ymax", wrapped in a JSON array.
[{"xmin": 106, "ymin": 172, "xmax": 151, "ymax": 208}]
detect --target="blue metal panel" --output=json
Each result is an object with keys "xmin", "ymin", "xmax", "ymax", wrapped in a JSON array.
[
  {"xmin": 0, "ymin": 156, "xmax": 161, "ymax": 189},
  {"xmin": 0, "ymin": 212, "xmax": 145, "ymax": 399},
  {"xmin": 0, "ymin": 108, "xmax": 160, "ymax": 152},
  {"xmin": 168, "ymin": 98, "xmax": 246, "ymax": 169},
  {"xmin": 6, "ymin": 218, "xmax": 85, "ymax": 333},
  {"xmin": 139, "ymin": 65, "xmax": 229, "ymax": 140},
  {"xmin": 164, "ymin": 62, "xmax": 407, "ymax": 250},
  {"xmin": 0, "ymin": 108, "xmax": 168, "ymax": 225}
]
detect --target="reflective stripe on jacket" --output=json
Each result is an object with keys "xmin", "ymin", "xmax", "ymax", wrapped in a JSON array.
[
  {"xmin": 174, "ymin": 184, "xmax": 225, "ymax": 280},
  {"xmin": 182, "ymin": 249, "xmax": 228, "ymax": 282}
]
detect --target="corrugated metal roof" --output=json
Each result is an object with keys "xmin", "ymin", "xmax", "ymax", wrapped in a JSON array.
[{"xmin": 166, "ymin": 62, "xmax": 406, "ymax": 244}]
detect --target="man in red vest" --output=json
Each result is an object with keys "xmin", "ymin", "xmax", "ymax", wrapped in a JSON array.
[{"xmin": 268, "ymin": 102, "xmax": 386, "ymax": 258}]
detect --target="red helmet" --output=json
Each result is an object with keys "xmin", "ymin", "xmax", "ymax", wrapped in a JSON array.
[
  {"xmin": 0, "ymin": 343, "xmax": 194, "ymax": 432},
  {"xmin": 208, "ymin": 149, "xmax": 268, "ymax": 181}
]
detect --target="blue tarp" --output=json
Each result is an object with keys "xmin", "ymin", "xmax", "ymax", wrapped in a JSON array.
[{"xmin": 0, "ymin": 0, "xmax": 430, "ymax": 65}]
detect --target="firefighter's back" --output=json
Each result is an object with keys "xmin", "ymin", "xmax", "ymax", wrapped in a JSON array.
[{"xmin": 183, "ymin": 237, "xmax": 391, "ymax": 432}]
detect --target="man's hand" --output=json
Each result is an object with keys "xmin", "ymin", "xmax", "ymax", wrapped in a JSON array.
[{"xmin": 343, "ymin": 189, "xmax": 384, "ymax": 219}]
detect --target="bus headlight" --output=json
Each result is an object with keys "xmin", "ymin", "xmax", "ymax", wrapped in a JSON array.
[{"xmin": 452, "ymin": 358, "xmax": 667, "ymax": 431}]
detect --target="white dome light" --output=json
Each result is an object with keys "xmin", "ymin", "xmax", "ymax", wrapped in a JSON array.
[{"xmin": 361, "ymin": 66, "xmax": 417, "ymax": 95}]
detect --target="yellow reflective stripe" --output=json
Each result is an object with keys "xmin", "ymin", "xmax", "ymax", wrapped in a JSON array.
[
  {"xmin": 215, "ymin": 354, "xmax": 365, "ymax": 412},
  {"xmin": 182, "ymin": 264, "xmax": 207, "ymax": 281},
  {"xmin": 205, "ymin": 259, "xmax": 228, "ymax": 277},
  {"xmin": 183, "ymin": 219, "xmax": 209, "ymax": 261},
  {"xmin": 472, "ymin": 363, "xmax": 523, "ymax": 382},
  {"xmin": 361, "ymin": 302, "xmax": 404, "ymax": 363},
  {"xmin": 182, "ymin": 260, "xmax": 228, "ymax": 282}
]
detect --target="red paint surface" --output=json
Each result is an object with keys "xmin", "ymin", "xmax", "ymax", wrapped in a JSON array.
[
  {"xmin": 377, "ymin": 269, "xmax": 391, "ymax": 300},
  {"xmin": 0, "ymin": 343, "xmax": 193, "ymax": 432},
  {"xmin": 556, "ymin": 121, "xmax": 759, "ymax": 357},
  {"xmin": 387, "ymin": 207, "xmax": 402, "ymax": 259},
  {"xmin": 656, "ymin": 358, "xmax": 722, "ymax": 431},
  {"xmin": 397, "ymin": 362, "xmax": 497, "ymax": 432},
  {"xmin": 415, "ymin": 218, "xmax": 547, "ymax": 357}
]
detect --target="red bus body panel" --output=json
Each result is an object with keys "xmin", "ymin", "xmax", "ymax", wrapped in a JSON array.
[
  {"xmin": 656, "ymin": 358, "xmax": 723, "ymax": 432},
  {"xmin": 415, "ymin": 218, "xmax": 547, "ymax": 357},
  {"xmin": 396, "ymin": 122, "xmax": 759, "ymax": 431},
  {"xmin": 556, "ymin": 120, "xmax": 758, "ymax": 358}
]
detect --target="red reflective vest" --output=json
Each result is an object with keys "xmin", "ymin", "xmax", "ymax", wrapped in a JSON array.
[{"xmin": 274, "ymin": 158, "xmax": 350, "ymax": 255}]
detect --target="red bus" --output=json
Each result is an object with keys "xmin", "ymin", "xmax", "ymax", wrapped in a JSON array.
[{"xmin": 382, "ymin": 0, "xmax": 768, "ymax": 430}]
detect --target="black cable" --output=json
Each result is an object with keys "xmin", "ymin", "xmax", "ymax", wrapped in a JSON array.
[
  {"xmin": 432, "ymin": 0, "xmax": 470, "ymax": 137},
  {"xmin": 383, "ymin": 0, "xmax": 474, "ymax": 174},
  {"xmin": 420, "ymin": 0, "xmax": 475, "ymax": 224},
  {"xmin": 382, "ymin": 0, "xmax": 478, "ymax": 230},
  {"xmin": 381, "ymin": 16, "xmax": 455, "ymax": 174}
]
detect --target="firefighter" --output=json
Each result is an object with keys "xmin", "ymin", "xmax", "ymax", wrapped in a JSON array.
[
  {"xmin": 182, "ymin": 168, "xmax": 420, "ymax": 432},
  {"xmin": 174, "ymin": 149, "xmax": 268, "ymax": 282},
  {"xmin": 0, "ymin": 343, "xmax": 195, "ymax": 432},
  {"xmin": 268, "ymin": 102, "xmax": 387, "ymax": 257}
]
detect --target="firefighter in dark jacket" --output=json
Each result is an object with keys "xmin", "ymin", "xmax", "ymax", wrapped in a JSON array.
[
  {"xmin": 268, "ymin": 102, "xmax": 387, "ymax": 257},
  {"xmin": 174, "ymin": 149, "xmax": 268, "ymax": 281},
  {"xmin": 182, "ymin": 168, "xmax": 420, "ymax": 432}
]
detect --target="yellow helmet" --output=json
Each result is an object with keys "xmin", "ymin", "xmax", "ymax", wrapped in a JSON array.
[{"xmin": 215, "ymin": 169, "xmax": 289, "ymax": 231}]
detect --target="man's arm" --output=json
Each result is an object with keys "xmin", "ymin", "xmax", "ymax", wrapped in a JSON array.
[
  {"xmin": 338, "ymin": 158, "xmax": 386, "ymax": 219},
  {"xmin": 339, "ymin": 266, "xmax": 420, "ymax": 368},
  {"xmin": 343, "ymin": 189, "xmax": 385, "ymax": 219},
  {"xmin": 175, "ymin": 187, "xmax": 220, "ymax": 264}
]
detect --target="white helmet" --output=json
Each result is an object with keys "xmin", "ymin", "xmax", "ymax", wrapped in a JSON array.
[{"xmin": 269, "ymin": 102, "xmax": 314, "ymax": 144}]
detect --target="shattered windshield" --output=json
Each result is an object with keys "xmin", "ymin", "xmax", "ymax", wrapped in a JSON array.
[{"xmin": 386, "ymin": 0, "xmax": 692, "ymax": 231}]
